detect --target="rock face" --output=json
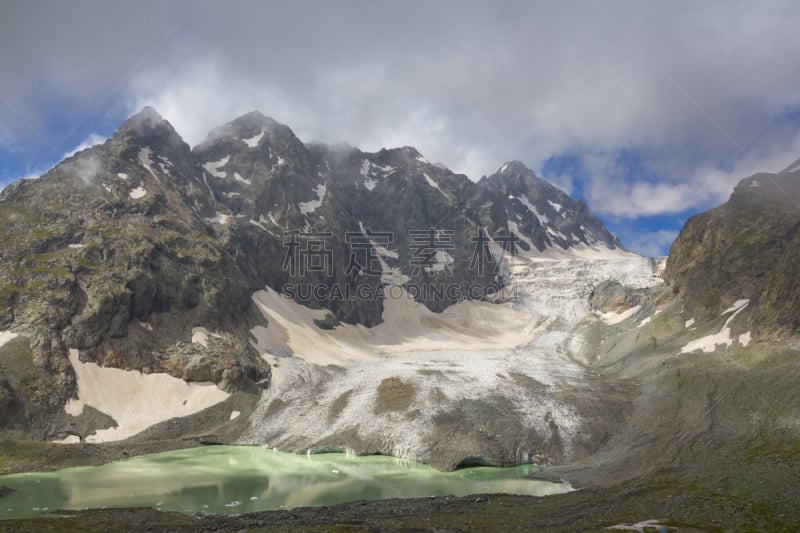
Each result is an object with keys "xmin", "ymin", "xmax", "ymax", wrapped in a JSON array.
[
  {"xmin": 0, "ymin": 107, "xmax": 626, "ymax": 443},
  {"xmin": 664, "ymin": 171, "xmax": 800, "ymax": 337}
]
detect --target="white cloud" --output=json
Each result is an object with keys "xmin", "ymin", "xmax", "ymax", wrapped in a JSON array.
[
  {"xmin": 621, "ymin": 229, "xmax": 680, "ymax": 258},
  {"xmin": 5, "ymin": 1, "xmax": 800, "ymax": 223},
  {"xmin": 62, "ymin": 133, "xmax": 107, "ymax": 159},
  {"xmin": 580, "ymin": 132, "xmax": 800, "ymax": 217}
]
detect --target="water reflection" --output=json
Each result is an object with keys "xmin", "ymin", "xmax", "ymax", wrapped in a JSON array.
[{"xmin": 0, "ymin": 446, "xmax": 572, "ymax": 519}]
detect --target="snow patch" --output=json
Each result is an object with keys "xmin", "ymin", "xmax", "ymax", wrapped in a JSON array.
[
  {"xmin": 599, "ymin": 305, "xmax": 641, "ymax": 325},
  {"xmin": 234, "ymin": 172, "xmax": 251, "ymax": 185},
  {"xmin": 205, "ymin": 212, "xmax": 231, "ymax": 225},
  {"xmin": 203, "ymin": 156, "xmax": 230, "ymax": 179},
  {"xmin": 681, "ymin": 299, "xmax": 749, "ymax": 354},
  {"xmin": 738, "ymin": 331, "xmax": 752, "ymax": 347},
  {"xmin": 52, "ymin": 435, "xmax": 81, "ymax": 444},
  {"xmin": 64, "ymin": 349, "xmax": 228, "ymax": 442},
  {"xmin": 192, "ymin": 327, "xmax": 221, "ymax": 348},
  {"xmin": 116, "ymin": 173, "xmax": 128, "ymax": 180},
  {"xmin": 500, "ymin": 163, "xmax": 509, "ymax": 173},
  {"xmin": 129, "ymin": 186, "xmax": 147, "ymax": 199},
  {"xmin": 422, "ymin": 172, "xmax": 448, "ymax": 198},
  {"xmin": 230, "ymin": 410, "xmax": 241, "ymax": 420},
  {"xmin": 685, "ymin": 318, "xmax": 696, "ymax": 328},
  {"xmin": 637, "ymin": 316, "xmax": 652, "ymax": 328},
  {"xmin": 299, "ymin": 183, "xmax": 327, "ymax": 214},
  {"xmin": 547, "ymin": 200, "xmax": 563, "ymax": 212},
  {"xmin": 139, "ymin": 321, "xmax": 153, "ymax": 332},
  {"xmin": 362, "ymin": 176, "xmax": 378, "ymax": 191},
  {"xmin": 68, "ymin": 244, "xmax": 85, "ymax": 249},
  {"xmin": 137, "ymin": 148, "xmax": 159, "ymax": 180},
  {"xmin": 242, "ymin": 131, "xmax": 264, "ymax": 148},
  {"xmin": 0, "ymin": 331, "xmax": 18, "ymax": 348}
]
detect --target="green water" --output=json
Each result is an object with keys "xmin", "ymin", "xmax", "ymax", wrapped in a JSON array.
[{"xmin": 0, "ymin": 446, "xmax": 572, "ymax": 520}]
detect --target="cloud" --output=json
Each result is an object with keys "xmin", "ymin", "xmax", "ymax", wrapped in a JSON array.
[
  {"xmin": 3, "ymin": 0, "xmax": 800, "ymax": 226},
  {"xmin": 620, "ymin": 229, "xmax": 680, "ymax": 258},
  {"xmin": 62, "ymin": 133, "xmax": 107, "ymax": 159},
  {"xmin": 582, "ymin": 132, "xmax": 800, "ymax": 217}
]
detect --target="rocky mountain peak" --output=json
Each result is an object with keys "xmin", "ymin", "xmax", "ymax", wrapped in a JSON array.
[{"xmin": 113, "ymin": 106, "xmax": 190, "ymax": 164}]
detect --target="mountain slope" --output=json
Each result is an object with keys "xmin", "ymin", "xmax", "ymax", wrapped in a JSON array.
[
  {"xmin": 0, "ymin": 107, "xmax": 629, "ymax": 445},
  {"xmin": 664, "ymin": 169, "xmax": 800, "ymax": 337}
]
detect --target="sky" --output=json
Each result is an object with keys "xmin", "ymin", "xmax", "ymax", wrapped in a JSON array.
[{"xmin": 2, "ymin": 1, "xmax": 800, "ymax": 256}]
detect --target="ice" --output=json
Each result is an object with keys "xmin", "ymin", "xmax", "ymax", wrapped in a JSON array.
[
  {"xmin": 242, "ymin": 131, "xmax": 264, "ymax": 148},
  {"xmin": 203, "ymin": 156, "xmax": 230, "ymax": 179},
  {"xmin": 299, "ymin": 183, "xmax": 327, "ymax": 214},
  {"xmin": 242, "ymin": 255, "xmax": 664, "ymax": 462},
  {"xmin": 129, "ymin": 186, "xmax": 147, "ymax": 199}
]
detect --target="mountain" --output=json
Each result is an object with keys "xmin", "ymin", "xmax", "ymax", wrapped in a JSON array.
[
  {"xmin": 0, "ymin": 107, "xmax": 628, "ymax": 443},
  {"xmin": 473, "ymin": 160, "xmax": 623, "ymax": 253},
  {"xmin": 665, "ymin": 168, "xmax": 800, "ymax": 337}
]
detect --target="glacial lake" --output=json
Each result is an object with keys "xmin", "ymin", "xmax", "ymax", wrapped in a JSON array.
[{"xmin": 0, "ymin": 445, "xmax": 572, "ymax": 520}]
